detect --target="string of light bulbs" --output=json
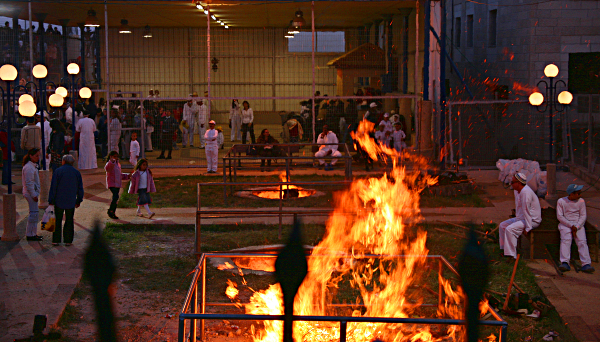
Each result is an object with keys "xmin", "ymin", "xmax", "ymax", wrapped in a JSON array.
[{"xmin": 196, "ymin": 2, "xmax": 229, "ymax": 29}]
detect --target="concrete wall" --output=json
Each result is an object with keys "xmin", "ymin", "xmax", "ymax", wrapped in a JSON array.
[{"xmin": 447, "ymin": 0, "xmax": 600, "ymax": 99}]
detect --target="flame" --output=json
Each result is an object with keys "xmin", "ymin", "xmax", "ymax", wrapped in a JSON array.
[
  {"xmin": 229, "ymin": 121, "xmax": 486, "ymax": 342},
  {"xmin": 253, "ymin": 172, "xmax": 315, "ymax": 199},
  {"xmin": 218, "ymin": 262, "xmax": 235, "ymax": 270},
  {"xmin": 226, "ymin": 279, "xmax": 239, "ymax": 300}
]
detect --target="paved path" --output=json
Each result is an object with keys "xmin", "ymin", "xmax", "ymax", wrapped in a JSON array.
[{"xmin": 0, "ymin": 168, "xmax": 599, "ymax": 341}]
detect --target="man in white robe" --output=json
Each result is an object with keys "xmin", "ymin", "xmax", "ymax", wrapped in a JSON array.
[
  {"xmin": 76, "ymin": 112, "xmax": 98, "ymax": 169},
  {"xmin": 182, "ymin": 97, "xmax": 198, "ymax": 147},
  {"xmin": 197, "ymin": 100, "xmax": 208, "ymax": 148}
]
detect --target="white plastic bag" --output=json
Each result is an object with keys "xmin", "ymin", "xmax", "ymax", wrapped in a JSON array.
[{"xmin": 41, "ymin": 205, "xmax": 56, "ymax": 232}]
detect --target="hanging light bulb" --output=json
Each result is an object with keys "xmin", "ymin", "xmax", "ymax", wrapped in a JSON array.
[
  {"xmin": 143, "ymin": 25, "xmax": 153, "ymax": 38},
  {"xmin": 220, "ymin": 21, "xmax": 225, "ymax": 26},
  {"xmin": 292, "ymin": 10, "xmax": 305, "ymax": 28},
  {"xmin": 204, "ymin": 9, "xmax": 208, "ymax": 15},
  {"xmin": 224, "ymin": 25, "xmax": 229, "ymax": 29},
  {"xmin": 119, "ymin": 19, "xmax": 131, "ymax": 34},
  {"xmin": 85, "ymin": 9, "xmax": 100, "ymax": 27},
  {"xmin": 211, "ymin": 15, "xmax": 216, "ymax": 20},
  {"xmin": 195, "ymin": 2, "xmax": 203, "ymax": 11}
]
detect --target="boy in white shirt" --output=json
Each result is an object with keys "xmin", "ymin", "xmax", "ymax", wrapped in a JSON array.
[
  {"xmin": 204, "ymin": 120, "xmax": 219, "ymax": 173},
  {"xmin": 129, "ymin": 132, "xmax": 140, "ymax": 166},
  {"xmin": 391, "ymin": 122, "xmax": 406, "ymax": 153},
  {"xmin": 374, "ymin": 124, "xmax": 390, "ymax": 148},
  {"xmin": 557, "ymin": 184, "xmax": 595, "ymax": 273}
]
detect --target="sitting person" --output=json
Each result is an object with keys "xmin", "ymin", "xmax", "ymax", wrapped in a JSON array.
[
  {"xmin": 498, "ymin": 173, "xmax": 542, "ymax": 259},
  {"xmin": 315, "ymin": 124, "xmax": 342, "ymax": 171},
  {"xmin": 556, "ymin": 184, "xmax": 595, "ymax": 273},
  {"xmin": 257, "ymin": 128, "xmax": 279, "ymax": 171}
]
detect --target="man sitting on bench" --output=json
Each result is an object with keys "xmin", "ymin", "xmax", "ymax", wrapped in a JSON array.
[
  {"xmin": 557, "ymin": 184, "xmax": 595, "ymax": 273},
  {"xmin": 315, "ymin": 125, "xmax": 341, "ymax": 171},
  {"xmin": 498, "ymin": 172, "xmax": 542, "ymax": 259}
]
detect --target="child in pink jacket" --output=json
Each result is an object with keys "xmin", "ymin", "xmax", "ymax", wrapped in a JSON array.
[
  {"xmin": 128, "ymin": 158, "xmax": 157, "ymax": 218},
  {"xmin": 105, "ymin": 151, "xmax": 131, "ymax": 219}
]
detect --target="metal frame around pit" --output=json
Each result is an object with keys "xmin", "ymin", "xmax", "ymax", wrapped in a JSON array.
[{"xmin": 178, "ymin": 253, "xmax": 508, "ymax": 342}]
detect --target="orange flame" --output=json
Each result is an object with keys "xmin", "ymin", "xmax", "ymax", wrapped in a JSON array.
[
  {"xmin": 228, "ymin": 121, "xmax": 486, "ymax": 342},
  {"xmin": 226, "ymin": 279, "xmax": 239, "ymax": 300}
]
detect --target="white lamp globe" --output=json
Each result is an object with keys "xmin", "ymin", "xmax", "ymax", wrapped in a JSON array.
[
  {"xmin": 67, "ymin": 63, "xmax": 80, "ymax": 75},
  {"xmin": 544, "ymin": 64, "xmax": 559, "ymax": 78},
  {"xmin": 19, "ymin": 100, "xmax": 37, "ymax": 117},
  {"xmin": 529, "ymin": 92, "xmax": 544, "ymax": 106},
  {"xmin": 558, "ymin": 91, "xmax": 573, "ymax": 105},
  {"xmin": 19, "ymin": 94, "xmax": 34, "ymax": 105},
  {"xmin": 79, "ymin": 87, "xmax": 92, "ymax": 99},
  {"xmin": 0, "ymin": 64, "xmax": 18, "ymax": 81},
  {"xmin": 32, "ymin": 64, "xmax": 48, "ymax": 79},
  {"xmin": 49, "ymin": 93, "xmax": 64, "ymax": 107},
  {"xmin": 55, "ymin": 86, "xmax": 68, "ymax": 98}
]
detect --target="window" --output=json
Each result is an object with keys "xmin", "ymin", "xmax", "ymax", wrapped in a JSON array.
[
  {"xmin": 467, "ymin": 15, "xmax": 474, "ymax": 48},
  {"xmin": 455, "ymin": 17, "xmax": 461, "ymax": 48},
  {"xmin": 489, "ymin": 9, "xmax": 497, "ymax": 47},
  {"xmin": 288, "ymin": 31, "xmax": 345, "ymax": 53}
]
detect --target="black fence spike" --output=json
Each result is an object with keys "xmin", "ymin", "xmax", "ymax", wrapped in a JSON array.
[
  {"xmin": 458, "ymin": 225, "xmax": 490, "ymax": 342},
  {"xmin": 275, "ymin": 218, "xmax": 308, "ymax": 342},
  {"xmin": 83, "ymin": 221, "xmax": 117, "ymax": 342}
]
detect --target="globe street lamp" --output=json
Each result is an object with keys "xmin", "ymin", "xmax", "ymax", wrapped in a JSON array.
[
  {"xmin": 60, "ymin": 63, "xmax": 91, "ymax": 150},
  {"xmin": 0, "ymin": 64, "xmax": 37, "ymax": 241},
  {"xmin": 528, "ymin": 63, "xmax": 573, "ymax": 163}
]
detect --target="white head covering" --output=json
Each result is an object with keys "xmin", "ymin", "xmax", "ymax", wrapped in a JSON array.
[
  {"xmin": 370, "ymin": 102, "xmax": 377, "ymax": 108},
  {"xmin": 515, "ymin": 172, "xmax": 527, "ymax": 185}
]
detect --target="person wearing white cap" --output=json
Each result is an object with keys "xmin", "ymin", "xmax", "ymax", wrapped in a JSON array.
[
  {"xmin": 204, "ymin": 120, "xmax": 219, "ymax": 173},
  {"xmin": 498, "ymin": 172, "xmax": 542, "ymax": 259},
  {"xmin": 379, "ymin": 113, "xmax": 393, "ymax": 135},
  {"xmin": 364, "ymin": 102, "xmax": 379, "ymax": 125},
  {"xmin": 182, "ymin": 96, "xmax": 199, "ymax": 147},
  {"xmin": 556, "ymin": 184, "xmax": 595, "ymax": 273}
]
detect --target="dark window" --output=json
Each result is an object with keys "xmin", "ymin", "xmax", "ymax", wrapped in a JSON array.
[
  {"xmin": 455, "ymin": 17, "xmax": 461, "ymax": 48},
  {"xmin": 489, "ymin": 10, "xmax": 497, "ymax": 47},
  {"xmin": 467, "ymin": 15, "xmax": 474, "ymax": 48}
]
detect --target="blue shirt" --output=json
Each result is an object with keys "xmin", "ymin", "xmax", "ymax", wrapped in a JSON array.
[{"xmin": 48, "ymin": 164, "xmax": 84, "ymax": 209}]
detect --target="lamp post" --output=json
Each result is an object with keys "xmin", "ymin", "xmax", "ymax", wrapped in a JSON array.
[
  {"xmin": 0, "ymin": 64, "xmax": 37, "ymax": 241},
  {"xmin": 528, "ymin": 63, "xmax": 573, "ymax": 164},
  {"xmin": 59, "ymin": 63, "xmax": 91, "ymax": 150}
]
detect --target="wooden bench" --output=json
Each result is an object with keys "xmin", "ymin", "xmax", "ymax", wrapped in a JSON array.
[{"xmin": 524, "ymin": 226, "xmax": 599, "ymax": 262}]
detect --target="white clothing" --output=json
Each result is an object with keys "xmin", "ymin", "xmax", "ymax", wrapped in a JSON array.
[
  {"xmin": 379, "ymin": 119, "xmax": 394, "ymax": 134},
  {"xmin": 198, "ymin": 104, "xmax": 209, "ymax": 147},
  {"xmin": 557, "ymin": 197, "xmax": 591, "ymax": 265},
  {"xmin": 499, "ymin": 185, "xmax": 542, "ymax": 258},
  {"xmin": 139, "ymin": 171, "xmax": 148, "ymax": 189},
  {"xmin": 230, "ymin": 105, "xmax": 242, "ymax": 141},
  {"xmin": 498, "ymin": 218, "xmax": 525, "ymax": 258},
  {"xmin": 66, "ymin": 109, "xmax": 83, "ymax": 125},
  {"xmin": 205, "ymin": 129, "xmax": 219, "ymax": 172},
  {"xmin": 515, "ymin": 185, "xmax": 542, "ymax": 232},
  {"xmin": 183, "ymin": 102, "xmax": 199, "ymax": 146},
  {"xmin": 76, "ymin": 117, "xmax": 98, "ymax": 170},
  {"xmin": 145, "ymin": 131, "xmax": 153, "ymax": 151},
  {"xmin": 241, "ymin": 108, "xmax": 254, "ymax": 124},
  {"xmin": 22, "ymin": 161, "xmax": 40, "ymax": 198},
  {"xmin": 130, "ymin": 140, "xmax": 140, "ymax": 165},
  {"xmin": 37, "ymin": 120, "xmax": 52, "ymax": 167},
  {"xmin": 22, "ymin": 161, "xmax": 40, "ymax": 237},
  {"xmin": 204, "ymin": 129, "xmax": 219, "ymax": 148},
  {"xmin": 109, "ymin": 118, "xmax": 122, "ymax": 153},
  {"xmin": 217, "ymin": 131, "xmax": 224, "ymax": 149},
  {"xmin": 316, "ymin": 131, "xmax": 341, "ymax": 165},
  {"xmin": 391, "ymin": 129, "xmax": 406, "ymax": 152},
  {"xmin": 375, "ymin": 131, "xmax": 390, "ymax": 148}
]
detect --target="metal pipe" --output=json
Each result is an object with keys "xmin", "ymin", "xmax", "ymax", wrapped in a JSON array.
[
  {"xmin": 311, "ymin": 0, "xmax": 316, "ymax": 143},
  {"xmin": 423, "ymin": 0, "xmax": 430, "ymax": 101},
  {"xmin": 438, "ymin": 258, "xmax": 443, "ymax": 307},
  {"xmin": 201, "ymin": 255, "xmax": 207, "ymax": 339},
  {"xmin": 191, "ymin": 282, "xmax": 197, "ymax": 342},
  {"xmin": 179, "ymin": 313, "xmax": 508, "ymax": 327},
  {"xmin": 340, "ymin": 321, "xmax": 347, "ymax": 342},
  {"xmin": 196, "ymin": 183, "xmax": 201, "ymax": 256},
  {"xmin": 80, "ymin": 23, "xmax": 86, "ymax": 85},
  {"xmin": 28, "ymin": 2, "xmax": 33, "ymax": 81},
  {"xmin": 207, "ymin": 4, "xmax": 211, "ymax": 120},
  {"xmin": 104, "ymin": 2, "xmax": 110, "ymax": 154},
  {"xmin": 439, "ymin": 0, "xmax": 447, "ymax": 170}
]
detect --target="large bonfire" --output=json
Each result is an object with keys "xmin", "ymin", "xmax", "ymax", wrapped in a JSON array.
[{"xmin": 226, "ymin": 121, "xmax": 480, "ymax": 342}]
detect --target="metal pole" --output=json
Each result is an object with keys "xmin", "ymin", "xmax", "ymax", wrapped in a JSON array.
[
  {"xmin": 60, "ymin": 19, "xmax": 69, "ymax": 80},
  {"xmin": 311, "ymin": 1, "xmax": 316, "ymax": 143},
  {"xmin": 104, "ymin": 2, "xmax": 110, "ymax": 150},
  {"xmin": 340, "ymin": 321, "xmax": 347, "ymax": 342},
  {"xmin": 439, "ymin": 0, "xmax": 447, "ymax": 170},
  {"xmin": 549, "ymin": 77, "xmax": 554, "ymax": 163},
  {"xmin": 28, "ymin": 2, "xmax": 33, "ymax": 82},
  {"xmin": 423, "ymin": 0, "xmax": 430, "ymax": 101},
  {"xmin": 39, "ymin": 77, "xmax": 46, "ymax": 170},
  {"xmin": 191, "ymin": 283, "xmax": 197, "ymax": 342},
  {"xmin": 201, "ymin": 256, "xmax": 207, "ymax": 339},
  {"xmin": 95, "ymin": 26, "xmax": 102, "ymax": 87},
  {"xmin": 71, "ymin": 74, "xmax": 76, "ymax": 150},
  {"xmin": 196, "ymin": 183, "xmax": 202, "ymax": 256},
  {"xmin": 6, "ymin": 81, "xmax": 13, "ymax": 194},
  {"xmin": 414, "ymin": 0, "xmax": 420, "ymax": 150},
  {"xmin": 207, "ymin": 4, "xmax": 211, "ymax": 120},
  {"xmin": 279, "ymin": 183, "xmax": 283, "ymax": 239},
  {"xmin": 79, "ymin": 23, "xmax": 86, "ymax": 85}
]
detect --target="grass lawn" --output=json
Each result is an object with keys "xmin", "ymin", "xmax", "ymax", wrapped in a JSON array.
[
  {"xmin": 59, "ymin": 222, "xmax": 578, "ymax": 342},
  {"xmin": 118, "ymin": 174, "xmax": 489, "ymax": 208}
]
